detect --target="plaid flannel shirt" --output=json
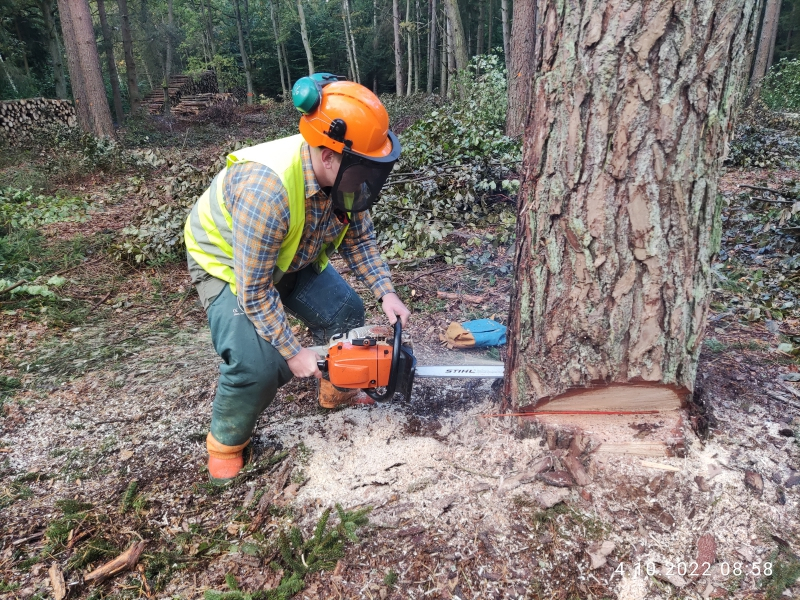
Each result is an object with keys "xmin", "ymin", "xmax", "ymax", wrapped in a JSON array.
[{"xmin": 224, "ymin": 142, "xmax": 395, "ymax": 360}]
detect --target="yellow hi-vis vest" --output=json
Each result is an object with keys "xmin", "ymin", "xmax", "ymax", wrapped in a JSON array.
[{"xmin": 184, "ymin": 134, "xmax": 351, "ymax": 295}]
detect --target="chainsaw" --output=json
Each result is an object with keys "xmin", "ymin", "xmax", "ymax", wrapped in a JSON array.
[{"xmin": 313, "ymin": 322, "xmax": 505, "ymax": 402}]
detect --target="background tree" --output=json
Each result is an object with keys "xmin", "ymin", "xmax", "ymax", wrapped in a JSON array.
[
  {"xmin": 504, "ymin": 0, "xmax": 761, "ymax": 409},
  {"xmin": 96, "ymin": 0, "xmax": 124, "ymax": 123},
  {"xmin": 506, "ymin": 0, "xmax": 533, "ymax": 137},
  {"xmin": 751, "ymin": 0, "xmax": 781, "ymax": 89}
]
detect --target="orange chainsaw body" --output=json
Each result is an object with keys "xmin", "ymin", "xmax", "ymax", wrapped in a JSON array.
[{"xmin": 325, "ymin": 340, "xmax": 394, "ymax": 389}]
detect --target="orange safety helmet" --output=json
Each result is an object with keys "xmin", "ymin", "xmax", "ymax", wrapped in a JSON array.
[
  {"xmin": 299, "ymin": 80, "xmax": 396, "ymax": 159},
  {"xmin": 293, "ymin": 75, "xmax": 401, "ymax": 212}
]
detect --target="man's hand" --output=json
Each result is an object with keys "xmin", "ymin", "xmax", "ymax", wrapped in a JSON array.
[
  {"xmin": 381, "ymin": 292, "xmax": 411, "ymax": 327},
  {"xmin": 287, "ymin": 348, "xmax": 323, "ymax": 379}
]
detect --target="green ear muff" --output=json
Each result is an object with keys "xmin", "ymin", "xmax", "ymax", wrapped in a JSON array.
[{"xmin": 292, "ymin": 73, "xmax": 345, "ymax": 114}]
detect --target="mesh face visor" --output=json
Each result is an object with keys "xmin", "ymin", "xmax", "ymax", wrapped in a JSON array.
[{"xmin": 330, "ymin": 131, "xmax": 401, "ymax": 213}]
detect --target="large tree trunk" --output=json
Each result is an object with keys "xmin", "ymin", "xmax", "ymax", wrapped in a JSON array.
[
  {"xmin": 393, "ymin": 0, "xmax": 405, "ymax": 95},
  {"xmin": 40, "ymin": 0, "xmax": 68, "ymax": 99},
  {"xmin": 97, "ymin": 0, "xmax": 124, "ymax": 123},
  {"xmin": 427, "ymin": 0, "xmax": 437, "ymax": 93},
  {"xmin": 233, "ymin": 0, "xmax": 254, "ymax": 104},
  {"xmin": 0, "ymin": 53, "xmax": 18, "ymax": 95},
  {"xmin": 506, "ymin": 0, "xmax": 534, "ymax": 137},
  {"xmin": 505, "ymin": 0, "xmax": 761, "ymax": 411},
  {"xmin": 58, "ymin": 0, "xmax": 115, "ymax": 137},
  {"xmin": 373, "ymin": 0, "xmax": 380, "ymax": 91},
  {"xmin": 414, "ymin": 0, "xmax": 421, "ymax": 92},
  {"xmin": 500, "ymin": 0, "xmax": 510, "ymax": 73},
  {"xmin": 439, "ymin": 10, "xmax": 447, "ymax": 94},
  {"xmin": 345, "ymin": 0, "xmax": 361, "ymax": 83},
  {"xmin": 117, "ymin": 0, "xmax": 141, "ymax": 113},
  {"xmin": 750, "ymin": 0, "xmax": 780, "ymax": 89},
  {"xmin": 487, "ymin": 0, "xmax": 493, "ymax": 51},
  {"xmin": 443, "ymin": 0, "xmax": 468, "ymax": 72},
  {"xmin": 297, "ymin": 0, "xmax": 315, "ymax": 75}
]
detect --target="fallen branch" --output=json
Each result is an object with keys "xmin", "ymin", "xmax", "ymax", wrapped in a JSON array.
[
  {"xmin": 248, "ymin": 450, "xmax": 295, "ymax": 533},
  {"xmin": 767, "ymin": 390, "xmax": 800, "ymax": 411},
  {"xmin": 750, "ymin": 196, "xmax": 796, "ymax": 205},
  {"xmin": 437, "ymin": 291, "xmax": 484, "ymax": 304},
  {"xmin": 0, "ymin": 280, "xmax": 27, "ymax": 296},
  {"xmin": 84, "ymin": 540, "xmax": 146, "ymax": 584},
  {"xmin": 738, "ymin": 184, "xmax": 783, "ymax": 194},
  {"xmin": 88, "ymin": 290, "xmax": 114, "ymax": 314}
]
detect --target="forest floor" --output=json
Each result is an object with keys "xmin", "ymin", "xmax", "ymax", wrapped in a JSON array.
[{"xmin": 1, "ymin": 107, "xmax": 800, "ymax": 600}]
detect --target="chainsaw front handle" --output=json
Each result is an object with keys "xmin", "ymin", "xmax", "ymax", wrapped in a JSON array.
[{"xmin": 365, "ymin": 320, "xmax": 401, "ymax": 401}]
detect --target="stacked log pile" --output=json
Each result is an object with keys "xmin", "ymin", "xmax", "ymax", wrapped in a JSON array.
[
  {"xmin": 145, "ymin": 70, "xmax": 219, "ymax": 115},
  {"xmin": 0, "ymin": 98, "xmax": 77, "ymax": 144},
  {"xmin": 172, "ymin": 93, "xmax": 236, "ymax": 117}
]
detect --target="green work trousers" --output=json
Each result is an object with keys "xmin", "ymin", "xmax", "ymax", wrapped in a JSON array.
[{"xmin": 205, "ymin": 265, "xmax": 365, "ymax": 446}]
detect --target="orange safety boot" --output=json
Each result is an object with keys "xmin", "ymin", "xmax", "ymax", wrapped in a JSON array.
[
  {"xmin": 318, "ymin": 379, "xmax": 374, "ymax": 409},
  {"xmin": 206, "ymin": 433, "xmax": 250, "ymax": 484}
]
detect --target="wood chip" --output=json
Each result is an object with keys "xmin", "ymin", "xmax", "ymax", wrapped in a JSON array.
[
  {"xmin": 586, "ymin": 540, "xmax": 615, "ymax": 569},
  {"xmin": 48, "ymin": 563, "xmax": 66, "ymax": 600},
  {"xmin": 436, "ymin": 291, "xmax": 484, "ymax": 304},
  {"xmin": 536, "ymin": 470, "xmax": 575, "ymax": 488},
  {"xmin": 744, "ymin": 470, "xmax": 763, "ymax": 496},
  {"xmin": 640, "ymin": 461, "xmax": 681, "ymax": 472},
  {"xmin": 563, "ymin": 455, "xmax": 592, "ymax": 486}
]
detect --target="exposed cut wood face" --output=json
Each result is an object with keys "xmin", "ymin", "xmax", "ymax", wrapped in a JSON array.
[{"xmin": 529, "ymin": 383, "xmax": 687, "ymax": 413}]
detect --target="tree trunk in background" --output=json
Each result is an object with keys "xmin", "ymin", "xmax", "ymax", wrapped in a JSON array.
[
  {"xmin": 446, "ymin": 16, "xmax": 455, "ymax": 94},
  {"xmin": 393, "ymin": 0, "xmax": 405, "ymax": 95},
  {"xmin": 344, "ymin": 0, "xmax": 361, "ymax": 83},
  {"xmin": 244, "ymin": 0, "xmax": 254, "ymax": 56},
  {"xmin": 406, "ymin": 0, "xmax": 413, "ymax": 95},
  {"xmin": 500, "ymin": 0, "xmax": 510, "ymax": 73},
  {"xmin": 269, "ymin": 0, "xmax": 288, "ymax": 98},
  {"xmin": 477, "ymin": 0, "xmax": 484, "ymax": 56},
  {"xmin": 439, "ymin": 11, "xmax": 447, "ymax": 94},
  {"xmin": 97, "ymin": 0, "xmax": 124, "ymax": 123},
  {"xmin": 427, "ymin": 0, "xmax": 437, "ymax": 93},
  {"xmin": 506, "ymin": 0, "xmax": 534, "ymax": 137},
  {"xmin": 343, "ymin": 0, "xmax": 357, "ymax": 80},
  {"xmin": 373, "ymin": 0, "xmax": 380, "ymax": 91},
  {"xmin": 297, "ymin": 0, "xmax": 315, "ymax": 75},
  {"xmin": 766, "ymin": 0, "xmax": 781, "ymax": 70},
  {"xmin": 233, "ymin": 0, "xmax": 254, "ymax": 104},
  {"xmin": 505, "ymin": 0, "xmax": 761, "ymax": 410},
  {"xmin": 0, "ymin": 53, "xmax": 19, "ymax": 95},
  {"xmin": 443, "ymin": 0, "xmax": 468, "ymax": 72},
  {"xmin": 58, "ymin": 0, "xmax": 115, "ymax": 137},
  {"xmin": 14, "ymin": 19, "xmax": 31, "ymax": 78},
  {"xmin": 282, "ymin": 42, "xmax": 292, "ymax": 86},
  {"xmin": 487, "ymin": 0, "xmax": 493, "ymax": 51},
  {"xmin": 750, "ymin": 0, "xmax": 780, "ymax": 89},
  {"xmin": 164, "ymin": 0, "xmax": 174, "ymax": 114},
  {"xmin": 40, "ymin": 0, "xmax": 68, "ymax": 99},
  {"xmin": 117, "ymin": 0, "xmax": 141, "ymax": 113},
  {"xmin": 415, "ymin": 0, "xmax": 421, "ymax": 92}
]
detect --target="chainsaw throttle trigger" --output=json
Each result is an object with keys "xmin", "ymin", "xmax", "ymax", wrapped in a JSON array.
[{"xmin": 317, "ymin": 359, "xmax": 328, "ymax": 371}]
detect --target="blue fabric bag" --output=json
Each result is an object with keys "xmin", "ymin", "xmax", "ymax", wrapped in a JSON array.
[{"xmin": 462, "ymin": 319, "xmax": 507, "ymax": 347}]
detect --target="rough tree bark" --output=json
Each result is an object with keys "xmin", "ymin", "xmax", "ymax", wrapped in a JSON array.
[
  {"xmin": 96, "ymin": 0, "xmax": 124, "ymax": 123},
  {"xmin": 393, "ymin": 0, "xmax": 405, "ymax": 95},
  {"xmin": 58, "ymin": 0, "xmax": 115, "ymax": 137},
  {"xmin": 505, "ymin": 0, "xmax": 761, "ymax": 410},
  {"xmin": 297, "ymin": 0, "xmax": 315, "ymax": 75},
  {"xmin": 750, "ymin": 0, "xmax": 780, "ymax": 89},
  {"xmin": 233, "ymin": 0, "xmax": 254, "ymax": 104},
  {"xmin": 439, "ymin": 9, "xmax": 447, "ymax": 95},
  {"xmin": 117, "ymin": 0, "xmax": 141, "ymax": 112},
  {"xmin": 506, "ymin": 0, "xmax": 535, "ymax": 137},
  {"xmin": 40, "ymin": 0, "xmax": 68, "ymax": 99}
]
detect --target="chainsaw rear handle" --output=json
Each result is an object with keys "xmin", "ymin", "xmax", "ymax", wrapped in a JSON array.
[{"xmin": 365, "ymin": 320, "xmax": 401, "ymax": 401}]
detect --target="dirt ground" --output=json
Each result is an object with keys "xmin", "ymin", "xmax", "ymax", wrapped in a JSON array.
[{"xmin": 2, "ymin": 118, "xmax": 800, "ymax": 600}]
